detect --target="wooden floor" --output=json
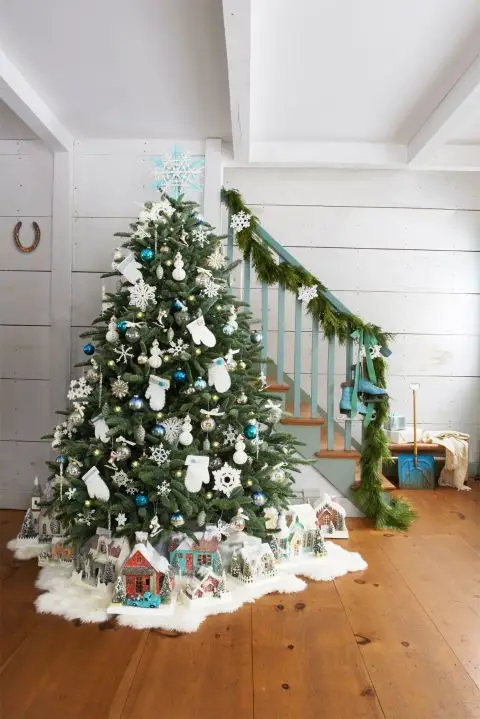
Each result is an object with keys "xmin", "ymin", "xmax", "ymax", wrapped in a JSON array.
[{"xmin": 1, "ymin": 483, "xmax": 480, "ymax": 719}]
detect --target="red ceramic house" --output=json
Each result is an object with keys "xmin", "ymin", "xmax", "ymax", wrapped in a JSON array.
[{"xmin": 121, "ymin": 540, "xmax": 171, "ymax": 597}]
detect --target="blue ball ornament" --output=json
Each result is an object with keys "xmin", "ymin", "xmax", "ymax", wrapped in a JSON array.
[
  {"xmin": 151, "ymin": 423, "xmax": 165, "ymax": 437},
  {"xmin": 116, "ymin": 320, "xmax": 128, "ymax": 334},
  {"xmin": 193, "ymin": 212, "xmax": 205, "ymax": 224},
  {"xmin": 222, "ymin": 324, "xmax": 235, "ymax": 336},
  {"xmin": 243, "ymin": 424, "xmax": 258, "ymax": 440},
  {"xmin": 128, "ymin": 394, "xmax": 145, "ymax": 411},
  {"xmin": 83, "ymin": 343, "xmax": 95, "ymax": 356},
  {"xmin": 55, "ymin": 454, "xmax": 67, "ymax": 465},
  {"xmin": 193, "ymin": 377, "xmax": 207, "ymax": 391},
  {"xmin": 252, "ymin": 491, "xmax": 266, "ymax": 507},
  {"xmin": 171, "ymin": 298, "xmax": 184, "ymax": 312},
  {"xmin": 172, "ymin": 369, "xmax": 187, "ymax": 383},
  {"xmin": 171, "ymin": 511, "xmax": 185, "ymax": 528},
  {"xmin": 135, "ymin": 494, "xmax": 149, "ymax": 508},
  {"xmin": 139, "ymin": 248, "xmax": 154, "ymax": 262}
]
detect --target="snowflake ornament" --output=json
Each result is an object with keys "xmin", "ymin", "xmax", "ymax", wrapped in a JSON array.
[
  {"xmin": 222, "ymin": 425, "xmax": 238, "ymax": 446},
  {"xmin": 65, "ymin": 487, "xmax": 77, "ymax": 500},
  {"xmin": 167, "ymin": 338, "xmax": 190, "ymax": 357},
  {"xmin": 297, "ymin": 284, "xmax": 318, "ymax": 304},
  {"xmin": 151, "ymin": 146, "xmax": 204, "ymax": 199},
  {"xmin": 157, "ymin": 480, "xmax": 171, "ymax": 498},
  {"xmin": 116, "ymin": 512, "xmax": 127, "ymax": 528},
  {"xmin": 162, "ymin": 417, "xmax": 183, "ymax": 444},
  {"xmin": 128, "ymin": 280, "xmax": 156, "ymax": 312},
  {"xmin": 149, "ymin": 199, "xmax": 175, "ymax": 219},
  {"xmin": 125, "ymin": 485, "xmax": 137, "ymax": 495},
  {"xmin": 133, "ymin": 225, "xmax": 151, "ymax": 240},
  {"xmin": 111, "ymin": 376, "xmax": 129, "ymax": 399},
  {"xmin": 230, "ymin": 211, "xmax": 251, "ymax": 232},
  {"xmin": 76, "ymin": 510, "xmax": 95, "ymax": 526},
  {"xmin": 112, "ymin": 470, "xmax": 131, "ymax": 488},
  {"xmin": 67, "ymin": 377, "xmax": 93, "ymax": 402},
  {"xmin": 207, "ymin": 247, "xmax": 226, "ymax": 270},
  {"xmin": 213, "ymin": 463, "xmax": 242, "ymax": 497},
  {"xmin": 201, "ymin": 278, "xmax": 220, "ymax": 298},
  {"xmin": 114, "ymin": 344, "xmax": 134, "ymax": 364},
  {"xmin": 369, "ymin": 344, "xmax": 383, "ymax": 359},
  {"xmin": 150, "ymin": 443, "xmax": 171, "ymax": 466},
  {"xmin": 191, "ymin": 226, "xmax": 209, "ymax": 247}
]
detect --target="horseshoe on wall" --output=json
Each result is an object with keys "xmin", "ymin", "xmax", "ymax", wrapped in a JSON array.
[{"xmin": 13, "ymin": 221, "xmax": 41, "ymax": 253}]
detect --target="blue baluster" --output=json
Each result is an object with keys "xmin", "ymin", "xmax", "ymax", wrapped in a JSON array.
[
  {"xmin": 311, "ymin": 317, "xmax": 319, "ymax": 417},
  {"xmin": 243, "ymin": 257, "xmax": 251, "ymax": 306},
  {"xmin": 327, "ymin": 336, "xmax": 335, "ymax": 450},
  {"xmin": 227, "ymin": 210, "xmax": 234, "ymax": 264},
  {"xmin": 344, "ymin": 337, "xmax": 353, "ymax": 450},
  {"xmin": 294, "ymin": 298, "xmax": 302, "ymax": 417},
  {"xmin": 277, "ymin": 282, "xmax": 285, "ymax": 385},
  {"xmin": 261, "ymin": 281, "xmax": 268, "ymax": 375}
]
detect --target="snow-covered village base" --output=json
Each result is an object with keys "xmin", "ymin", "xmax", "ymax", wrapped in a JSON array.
[{"xmin": 8, "ymin": 485, "xmax": 366, "ymax": 633}]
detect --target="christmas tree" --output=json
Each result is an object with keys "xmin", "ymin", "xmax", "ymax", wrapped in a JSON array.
[{"xmin": 45, "ymin": 194, "xmax": 301, "ymax": 549}]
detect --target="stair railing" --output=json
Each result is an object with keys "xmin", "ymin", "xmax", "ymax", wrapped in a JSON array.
[{"xmin": 227, "ymin": 213, "xmax": 355, "ymax": 453}]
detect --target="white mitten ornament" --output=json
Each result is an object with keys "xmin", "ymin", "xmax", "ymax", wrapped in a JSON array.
[
  {"xmin": 145, "ymin": 375, "xmax": 170, "ymax": 411},
  {"xmin": 178, "ymin": 415, "xmax": 194, "ymax": 446},
  {"xmin": 187, "ymin": 314, "xmax": 216, "ymax": 348},
  {"xmin": 91, "ymin": 414, "xmax": 110, "ymax": 443},
  {"xmin": 106, "ymin": 316, "xmax": 119, "ymax": 344},
  {"xmin": 172, "ymin": 252, "xmax": 186, "ymax": 281},
  {"xmin": 148, "ymin": 339, "xmax": 163, "ymax": 369},
  {"xmin": 116, "ymin": 253, "xmax": 143, "ymax": 285},
  {"xmin": 184, "ymin": 455, "xmax": 210, "ymax": 493},
  {"xmin": 82, "ymin": 467, "xmax": 110, "ymax": 501},
  {"xmin": 208, "ymin": 357, "xmax": 231, "ymax": 393},
  {"xmin": 233, "ymin": 437, "xmax": 248, "ymax": 465}
]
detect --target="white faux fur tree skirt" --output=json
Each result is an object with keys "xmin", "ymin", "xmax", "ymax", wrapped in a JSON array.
[{"xmin": 8, "ymin": 539, "xmax": 367, "ymax": 633}]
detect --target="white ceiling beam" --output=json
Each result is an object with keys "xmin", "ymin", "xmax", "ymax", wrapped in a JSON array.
[
  {"xmin": 222, "ymin": 0, "xmax": 251, "ymax": 163},
  {"xmin": 408, "ymin": 53, "xmax": 480, "ymax": 165},
  {"xmin": 0, "ymin": 50, "xmax": 73, "ymax": 152}
]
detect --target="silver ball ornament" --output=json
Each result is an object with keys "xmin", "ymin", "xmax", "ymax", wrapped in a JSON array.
[
  {"xmin": 116, "ymin": 444, "xmax": 131, "ymax": 461},
  {"xmin": 222, "ymin": 324, "xmax": 235, "ymax": 336},
  {"xmin": 237, "ymin": 393, "xmax": 248, "ymax": 404},
  {"xmin": 251, "ymin": 331, "xmax": 263, "ymax": 345},
  {"xmin": 125, "ymin": 327, "xmax": 141, "ymax": 342},
  {"xmin": 201, "ymin": 418, "xmax": 216, "ymax": 432},
  {"xmin": 137, "ymin": 354, "xmax": 148, "ymax": 365}
]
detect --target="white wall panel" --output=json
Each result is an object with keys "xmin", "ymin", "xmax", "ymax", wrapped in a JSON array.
[
  {"xmin": 0, "ymin": 326, "xmax": 50, "ymax": 379},
  {"xmin": 0, "ymin": 441, "xmax": 51, "ymax": 509},
  {"xmin": 0, "ymin": 379, "xmax": 51, "ymax": 440},
  {"xmin": 0, "ymin": 148, "xmax": 53, "ymax": 216},
  {"xmin": 71, "ymin": 273, "xmax": 118, "ymax": 327},
  {"xmin": 254, "ymin": 205, "xmax": 480, "ymax": 252},
  {"xmin": 0, "ymin": 271, "xmax": 50, "ymax": 324},
  {"xmin": 73, "ymin": 217, "xmax": 135, "ymax": 271},
  {"xmin": 225, "ymin": 168, "xmax": 480, "ymax": 210},
  {"xmin": 0, "ymin": 217, "xmax": 52, "ymax": 271}
]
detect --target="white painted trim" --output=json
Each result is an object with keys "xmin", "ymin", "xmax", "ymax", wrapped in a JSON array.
[
  {"xmin": 0, "ymin": 50, "xmax": 73, "ymax": 152},
  {"xmin": 203, "ymin": 138, "xmax": 223, "ymax": 229},
  {"xmin": 50, "ymin": 152, "xmax": 73, "ymax": 416},
  {"xmin": 222, "ymin": 0, "xmax": 251, "ymax": 162},
  {"xmin": 408, "ymin": 53, "xmax": 480, "ymax": 164},
  {"xmin": 73, "ymin": 139, "xmax": 205, "ymax": 156}
]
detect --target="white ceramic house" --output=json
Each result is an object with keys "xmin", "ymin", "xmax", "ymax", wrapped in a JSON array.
[{"xmin": 313, "ymin": 495, "xmax": 348, "ymax": 539}]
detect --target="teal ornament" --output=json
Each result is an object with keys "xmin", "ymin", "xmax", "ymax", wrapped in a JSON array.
[
  {"xmin": 135, "ymin": 494, "xmax": 148, "ymax": 508},
  {"xmin": 151, "ymin": 423, "xmax": 165, "ymax": 437},
  {"xmin": 172, "ymin": 298, "xmax": 184, "ymax": 312},
  {"xmin": 172, "ymin": 369, "xmax": 186, "ymax": 383},
  {"xmin": 83, "ymin": 343, "xmax": 95, "ymax": 356},
  {"xmin": 193, "ymin": 377, "xmax": 207, "ymax": 391},
  {"xmin": 128, "ymin": 394, "xmax": 145, "ymax": 411},
  {"xmin": 243, "ymin": 424, "xmax": 257, "ymax": 440},
  {"xmin": 116, "ymin": 320, "xmax": 128, "ymax": 334},
  {"xmin": 55, "ymin": 455, "xmax": 67, "ymax": 464},
  {"xmin": 222, "ymin": 324, "xmax": 235, "ymax": 336},
  {"xmin": 252, "ymin": 491, "xmax": 266, "ymax": 507},
  {"xmin": 140, "ymin": 248, "xmax": 154, "ymax": 262},
  {"xmin": 171, "ymin": 511, "xmax": 185, "ymax": 528}
]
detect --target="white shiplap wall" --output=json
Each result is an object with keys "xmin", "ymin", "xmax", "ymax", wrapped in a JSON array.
[
  {"xmin": 224, "ymin": 168, "xmax": 480, "ymax": 468},
  {"xmin": 0, "ymin": 104, "xmax": 53, "ymax": 508}
]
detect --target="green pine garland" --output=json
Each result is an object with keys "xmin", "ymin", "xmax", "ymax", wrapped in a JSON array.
[{"xmin": 221, "ymin": 188, "xmax": 415, "ymax": 530}]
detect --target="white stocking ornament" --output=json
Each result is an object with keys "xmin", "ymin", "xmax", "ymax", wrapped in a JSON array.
[
  {"xmin": 208, "ymin": 358, "xmax": 231, "ymax": 393},
  {"xmin": 178, "ymin": 415, "xmax": 194, "ymax": 446},
  {"xmin": 91, "ymin": 414, "xmax": 110, "ymax": 443},
  {"xmin": 184, "ymin": 455, "xmax": 210, "ymax": 493},
  {"xmin": 82, "ymin": 467, "xmax": 110, "ymax": 501},
  {"xmin": 233, "ymin": 437, "xmax": 248, "ymax": 465},
  {"xmin": 187, "ymin": 315, "xmax": 216, "ymax": 348},
  {"xmin": 145, "ymin": 375, "xmax": 170, "ymax": 411},
  {"xmin": 116, "ymin": 253, "xmax": 143, "ymax": 285}
]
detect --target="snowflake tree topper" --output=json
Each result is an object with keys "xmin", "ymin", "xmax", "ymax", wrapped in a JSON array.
[{"xmin": 151, "ymin": 146, "xmax": 204, "ymax": 199}]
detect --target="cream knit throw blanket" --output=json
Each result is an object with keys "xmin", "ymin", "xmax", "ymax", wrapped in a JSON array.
[{"xmin": 422, "ymin": 431, "xmax": 470, "ymax": 491}]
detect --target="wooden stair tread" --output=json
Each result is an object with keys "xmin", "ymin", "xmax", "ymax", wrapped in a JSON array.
[
  {"xmin": 390, "ymin": 442, "xmax": 446, "ymax": 454},
  {"xmin": 315, "ymin": 449, "xmax": 360, "ymax": 459},
  {"xmin": 281, "ymin": 402, "xmax": 325, "ymax": 426},
  {"xmin": 380, "ymin": 475, "xmax": 396, "ymax": 491},
  {"xmin": 265, "ymin": 378, "xmax": 290, "ymax": 393}
]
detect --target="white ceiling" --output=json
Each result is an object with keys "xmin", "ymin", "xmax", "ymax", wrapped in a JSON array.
[{"xmin": 0, "ymin": 0, "xmax": 479, "ymax": 170}]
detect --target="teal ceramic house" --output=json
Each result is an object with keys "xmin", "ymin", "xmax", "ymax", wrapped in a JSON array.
[{"xmin": 168, "ymin": 532, "xmax": 222, "ymax": 575}]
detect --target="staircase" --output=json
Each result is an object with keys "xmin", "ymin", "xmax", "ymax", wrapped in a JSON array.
[{"xmin": 225, "ymin": 209, "xmax": 395, "ymax": 515}]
